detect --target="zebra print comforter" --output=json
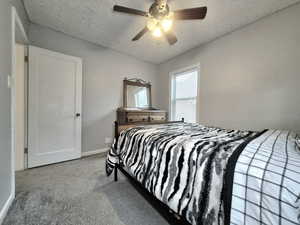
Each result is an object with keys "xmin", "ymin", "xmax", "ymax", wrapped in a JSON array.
[{"xmin": 106, "ymin": 123, "xmax": 263, "ymax": 225}]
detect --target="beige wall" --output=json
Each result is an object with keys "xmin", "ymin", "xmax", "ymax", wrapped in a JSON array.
[
  {"xmin": 157, "ymin": 3, "xmax": 300, "ymax": 133},
  {"xmin": 29, "ymin": 24, "xmax": 159, "ymax": 152}
]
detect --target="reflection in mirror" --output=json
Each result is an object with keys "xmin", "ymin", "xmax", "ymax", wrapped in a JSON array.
[{"xmin": 127, "ymin": 86, "xmax": 149, "ymax": 108}]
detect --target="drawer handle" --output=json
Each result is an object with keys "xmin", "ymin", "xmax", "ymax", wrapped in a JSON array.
[{"xmin": 151, "ymin": 117, "xmax": 165, "ymax": 120}]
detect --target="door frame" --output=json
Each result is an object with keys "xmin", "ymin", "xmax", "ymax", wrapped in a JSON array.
[
  {"xmin": 14, "ymin": 43, "xmax": 27, "ymax": 171},
  {"xmin": 11, "ymin": 6, "xmax": 29, "ymax": 198}
]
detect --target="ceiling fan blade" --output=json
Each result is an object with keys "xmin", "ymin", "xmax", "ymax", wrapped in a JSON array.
[
  {"xmin": 173, "ymin": 7, "xmax": 207, "ymax": 20},
  {"xmin": 132, "ymin": 27, "xmax": 149, "ymax": 41},
  {"xmin": 113, "ymin": 5, "xmax": 148, "ymax": 17},
  {"xmin": 164, "ymin": 30, "xmax": 178, "ymax": 45}
]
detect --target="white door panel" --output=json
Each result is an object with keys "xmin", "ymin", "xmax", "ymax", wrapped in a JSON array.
[{"xmin": 28, "ymin": 46, "xmax": 82, "ymax": 168}]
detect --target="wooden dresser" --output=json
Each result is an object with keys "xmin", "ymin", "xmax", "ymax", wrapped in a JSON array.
[
  {"xmin": 117, "ymin": 108, "xmax": 168, "ymax": 125},
  {"xmin": 117, "ymin": 78, "xmax": 168, "ymax": 127}
]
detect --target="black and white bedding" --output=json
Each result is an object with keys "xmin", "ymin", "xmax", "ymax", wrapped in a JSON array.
[
  {"xmin": 106, "ymin": 123, "xmax": 300, "ymax": 225},
  {"xmin": 231, "ymin": 130, "xmax": 300, "ymax": 225}
]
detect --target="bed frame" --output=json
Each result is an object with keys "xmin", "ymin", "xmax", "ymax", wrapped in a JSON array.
[{"xmin": 113, "ymin": 119, "xmax": 191, "ymax": 225}]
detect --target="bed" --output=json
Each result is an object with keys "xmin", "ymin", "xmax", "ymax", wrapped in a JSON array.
[{"xmin": 106, "ymin": 122, "xmax": 300, "ymax": 225}]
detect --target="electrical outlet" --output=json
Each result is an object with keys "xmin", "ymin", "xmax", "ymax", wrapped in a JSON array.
[{"xmin": 105, "ymin": 137, "xmax": 112, "ymax": 144}]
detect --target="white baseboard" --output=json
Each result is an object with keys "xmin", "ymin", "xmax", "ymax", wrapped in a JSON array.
[
  {"xmin": 0, "ymin": 193, "xmax": 14, "ymax": 225},
  {"xmin": 81, "ymin": 148, "xmax": 108, "ymax": 157}
]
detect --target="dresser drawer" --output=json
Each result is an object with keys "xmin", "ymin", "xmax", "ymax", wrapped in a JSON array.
[
  {"xmin": 127, "ymin": 113, "xmax": 149, "ymax": 123},
  {"xmin": 117, "ymin": 108, "xmax": 167, "ymax": 125},
  {"xmin": 150, "ymin": 113, "xmax": 166, "ymax": 122}
]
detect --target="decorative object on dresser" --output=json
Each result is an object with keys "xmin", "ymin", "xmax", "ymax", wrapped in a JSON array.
[{"xmin": 117, "ymin": 78, "xmax": 168, "ymax": 125}]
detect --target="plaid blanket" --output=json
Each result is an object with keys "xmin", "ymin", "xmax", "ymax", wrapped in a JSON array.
[{"xmin": 230, "ymin": 130, "xmax": 300, "ymax": 225}]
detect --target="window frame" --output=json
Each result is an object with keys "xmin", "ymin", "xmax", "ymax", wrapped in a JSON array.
[{"xmin": 169, "ymin": 64, "xmax": 200, "ymax": 123}]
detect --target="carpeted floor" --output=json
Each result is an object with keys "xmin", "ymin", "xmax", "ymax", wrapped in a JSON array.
[{"xmin": 3, "ymin": 155, "xmax": 169, "ymax": 225}]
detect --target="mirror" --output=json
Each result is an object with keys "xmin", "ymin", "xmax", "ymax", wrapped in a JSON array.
[
  {"xmin": 127, "ymin": 86, "xmax": 149, "ymax": 108},
  {"xmin": 123, "ymin": 78, "xmax": 152, "ymax": 109}
]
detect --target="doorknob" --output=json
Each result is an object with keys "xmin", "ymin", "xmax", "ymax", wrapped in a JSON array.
[{"xmin": 76, "ymin": 113, "xmax": 81, "ymax": 117}]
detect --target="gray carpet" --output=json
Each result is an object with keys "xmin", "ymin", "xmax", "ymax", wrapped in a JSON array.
[{"xmin": 3, "ymin": 155, "xmax": 169, "ymax": 225}]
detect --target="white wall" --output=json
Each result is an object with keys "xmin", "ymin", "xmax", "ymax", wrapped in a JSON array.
[
  {"xmin": 0, "ymin": 0, "xmax": 13, "ymax": 216},
  {"xmin": 0, "ymin": 0, "xmax": 28, "ymax": 221},
  {"xmin": 11, "ymin": 0, "xmax": 29, "ymax": 32},
  {"xmin": 28, "ymin": 23, "xmax": 159, "ymax": 152},
  {"xmin": 158, "ymin": 3, "xmax": 300, "ymax": 133}
]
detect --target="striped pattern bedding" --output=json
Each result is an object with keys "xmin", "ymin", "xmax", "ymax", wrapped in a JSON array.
[{"xmin": 106, "ymin": 123, "xmax": 261, "ymax": 225}]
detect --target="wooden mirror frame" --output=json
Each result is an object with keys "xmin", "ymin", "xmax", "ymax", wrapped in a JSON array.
[{"xmin": 123, "ymin": 78, "xmax": 152, "ymax": 109}]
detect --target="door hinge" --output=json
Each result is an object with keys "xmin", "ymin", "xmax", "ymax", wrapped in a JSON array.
[
  {"xmin": 24, "ymin": 148, "xmax": 28, "ymax": 154},
  {"xmin": 24, "ymin": 56, "xmax": 29, "ymax": 62}
]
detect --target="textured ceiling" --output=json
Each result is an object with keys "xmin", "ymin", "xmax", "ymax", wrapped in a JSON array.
[{"xmin": 24, "ymin": 0, "xmax": 300, "ymax": 64}]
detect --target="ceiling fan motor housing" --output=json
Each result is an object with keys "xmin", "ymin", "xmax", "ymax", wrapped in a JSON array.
[{"xmin": 149, "ymin": 3, "xmax": 170, "ymax": 19}]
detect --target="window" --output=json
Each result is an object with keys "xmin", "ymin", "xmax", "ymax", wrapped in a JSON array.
[
  {"xmin": 171, "ymin": 67, "xmax": 199, "ymax": 123},
  {"xmin": 134, "ymin": 88, "xmax": 148, "ymax": 108}
]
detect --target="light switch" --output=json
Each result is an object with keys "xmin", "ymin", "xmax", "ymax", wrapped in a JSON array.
[{"xmin": 7, "ymin": 75, "xmax": 12, "ymax": 88}]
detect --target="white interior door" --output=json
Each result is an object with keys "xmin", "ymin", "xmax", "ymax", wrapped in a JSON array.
[{"xmin": 28, "ymin": 46, "xmax": 82, "ymax": 168}]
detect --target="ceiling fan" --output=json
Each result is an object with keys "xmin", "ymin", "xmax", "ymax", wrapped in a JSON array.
[{"xmin": 113, "ymin": 0, "xmax": 207, "ymax": 45}]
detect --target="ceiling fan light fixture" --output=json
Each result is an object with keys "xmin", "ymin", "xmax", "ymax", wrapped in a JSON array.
[
  {"xmin": 113, "ymin": 2, "xmax": 207, "ymax": 45},
  {"xmin": 147, "ymin": 18, "xmax": 158, "ymax": 31},
  {"xmin": 152, "ymin": 27, "xmax": 162, "ymax": 37},
  {"xmin": 161, "ymin": 18, "xmax": 173, "ymax": 32}
]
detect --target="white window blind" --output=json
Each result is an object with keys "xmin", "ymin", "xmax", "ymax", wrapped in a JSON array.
[{"xmin": 171, "ymin": 68, "xmax": 198, "ymax": 123}]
